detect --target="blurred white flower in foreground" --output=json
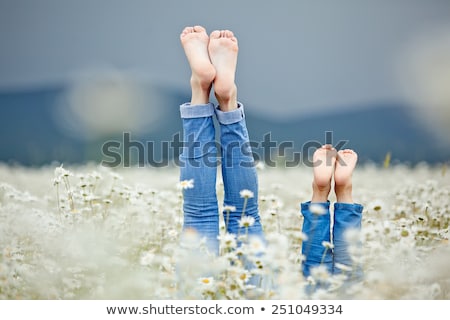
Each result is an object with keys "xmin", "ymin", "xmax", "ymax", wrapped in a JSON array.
[
  {"xmin": 310, "ymin": 203, "xmax": 327, "ymax": 215},
  {"xmin": 218, "ymin": 233, "xmax": 237, "ymax": 250}
]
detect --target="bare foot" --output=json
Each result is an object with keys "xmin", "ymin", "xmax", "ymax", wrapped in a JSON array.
[
  {"xmin": 334, "ymin": 149, "xmax": 358, "ymax": 203},
  {"xmin": 180, "ymin": 26, "xmax": 216, "ymax": 104},
  {"xmin": 208, "ymin": 30, "xmax": 239, "ymax": 111},
  {"xmin": 311, "ymin": 145, "xmax": 337, "ymax": 202}
]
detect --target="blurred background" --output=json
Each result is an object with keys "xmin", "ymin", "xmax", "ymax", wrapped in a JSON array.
[{"xmin": 1, "ymin": 0, "xmax": 450, "ymax": 166}]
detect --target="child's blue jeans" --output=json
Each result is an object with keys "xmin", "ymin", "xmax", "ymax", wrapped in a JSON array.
[{"xmin": 301, "ymin": 201, "xmax": 363, "ymax": 277}]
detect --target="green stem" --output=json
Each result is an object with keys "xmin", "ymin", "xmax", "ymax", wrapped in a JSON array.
[
  {"xmin": 320, "ymin": 247, "xmax": 329, "ymax": 265},
  {"xmin": 241, "ymin": 197, "xmax": 248, "ymax": 219}
]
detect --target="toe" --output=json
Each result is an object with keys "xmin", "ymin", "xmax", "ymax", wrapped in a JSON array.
[
  {"xmin": 180, "ymin": 27, "xmax": 191, "ymax": 37},
  {"xmin": 193, "ymin": 25, "xmax": 206, "ymax": 33},
  {"xmin": 225, "ymin": 30, "xmax": 234, "ymax": 38},
  {"xmin": 210, "ymin": 30, "xmax": 221, "ymax": 39}
]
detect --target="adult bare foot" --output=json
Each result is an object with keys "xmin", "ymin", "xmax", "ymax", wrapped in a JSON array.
[
  {"xmin": 180, "ymin": 26, "xmax": 216, "ymax": 105},
  {"xmin": 311, "ymin": 145, "xmax": 337, "ymax": 203},
  {"xmin": 208, "ymin": 30, "xmax": 239, "ymax": 111},
  {"xmin": 334, "ymin": 149, "xmax": 358, "ymax": 203}
]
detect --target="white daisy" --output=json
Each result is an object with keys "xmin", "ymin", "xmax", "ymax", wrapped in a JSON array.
[
  {"xmin": 239, "ymin": 189, "xmax": 254, "ymax": 199},
  {"xmin": 239, "ymin": 216, "xmax": 255, "ymax": 228},
  {"xmin": 218, "ymin": 233, "xmax": 237, "ymax": 249},
  {"xmin": 198, "ymin": 277, "xmax": 214, "ymax": 287},
  {"xmin": 54, "ymin": 165, "xmax": 73, "ymax": 178},
  {"xmin": 223, "ymin": 205, "xmax": 237, "ymax": 212},
  {"xmin": 177, "ymin": 179, "xmax": 194, "ymax": 190},
  {"xmin": 322, "ymin": 241, "xmax": 334, "ymax": 249}
]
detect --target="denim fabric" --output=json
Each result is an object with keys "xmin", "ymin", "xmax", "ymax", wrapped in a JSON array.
[
  {"xmin": 215, "ymin": 103, "xmax": 245, "ymax": 124},
  {"xmin": 179, "ymin": 102, "xmax": 264, "ymax": 255},
  {"xmin": 301, "ymin": 201, "xmax": 363, "ymax": 277},
  {"xmin": 333, "ymin": 202, "xmax": 363, "ymax": 271},
  {"xmin": 179, "ymin": 102, "xmax": 219, "ymax": 253},
  {"xmin": 180, "ymin": 102, "xmax": 216, "ymax": 119},
  {"xmin": 216, "ymin": 103, "xmax": 264, "ymax": 239},
  {"xmin": 300, "ymin": 201, "xmax": 333, "ymax": 277}
]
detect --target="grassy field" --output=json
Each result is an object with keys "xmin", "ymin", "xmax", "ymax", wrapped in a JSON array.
[{"xmin": 0, "ymin": 162, "xmax": 449, "ymax": 299}]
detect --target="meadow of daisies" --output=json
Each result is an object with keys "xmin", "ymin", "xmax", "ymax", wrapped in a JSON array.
[{"xmin": 0, "ymin": 161, "xmax": 449, "ymax": 300}]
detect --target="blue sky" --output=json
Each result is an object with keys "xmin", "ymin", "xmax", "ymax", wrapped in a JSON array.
[{"xmin": 1, "ymin": 0, "xmax": 449, "ymax": 119}]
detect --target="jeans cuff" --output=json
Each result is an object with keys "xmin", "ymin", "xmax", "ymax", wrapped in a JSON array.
[
  {"xmin": 334, "ymin": 202, "xmax": 364, "ymax": 213},
  {"xmin": 300, "ymin": 201, "xmax": 330, "ymax": 220},
  {"xmin": 215, "ymin": 102, "xmax": 245, "ymax": 124},
  {"xmin": 180, "ymin": 102, "xmax": 215, "ymax": 118}
]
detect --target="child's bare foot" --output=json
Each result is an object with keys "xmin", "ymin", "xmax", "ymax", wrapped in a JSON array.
[
  {"xmin": 334, "ymin": 149, "xmax": 358, "ymax": 203},
  {"xmin": 180, "ymin": 26, "xmax": 216, "ymax": 105},
  {"xmin": 208, "ymin": 30, "xmax": 239, "ymax": 111},
  {"xmin": 311, "ymin": 145, "xmax": 337, "ymax": 203}
]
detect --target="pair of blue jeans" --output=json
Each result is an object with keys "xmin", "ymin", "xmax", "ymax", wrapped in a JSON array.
[
  {"xmin": 300, "ymin": 201, "xmax": 363, "ymax": 278},
  {"xmin": 179, "ymin": 102, "xmax": 264, "ymax": 254},
  {"xmin": 179, "ymin": 101, "xmax": 364, "ymax": 281}
]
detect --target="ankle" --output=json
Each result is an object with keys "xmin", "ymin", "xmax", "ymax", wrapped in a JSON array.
[
  {"xmin": 335, "ymin": 183, "xmax": 353, "ymax": 203},
  {"xmin": 312, "ymin": 181, "xmax": 330, "ymax": 203},
  {"xmin": 215, "ymin": 84, "xmax": 237, "ymax": 111},
  {"xmin": 217, "ymin": 99, "xmax": 238, "ymax": 112},
  {"xmin": 190, "ymin": 76, "xmax": 212, "ymax": 105}
]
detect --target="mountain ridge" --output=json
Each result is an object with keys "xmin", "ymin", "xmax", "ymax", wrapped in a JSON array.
[{"xmin": 1, "ymin": 84, "xmax": 448, "ymax": 166}]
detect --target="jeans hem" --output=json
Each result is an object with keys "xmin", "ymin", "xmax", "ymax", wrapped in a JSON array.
[
  {"xmin": 180, "ymin": 102, "xmax": 215, "ymax": 118},
  {"xmin": 215, "ymin": 102, "xmax": 245, "ymax": 124}
]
